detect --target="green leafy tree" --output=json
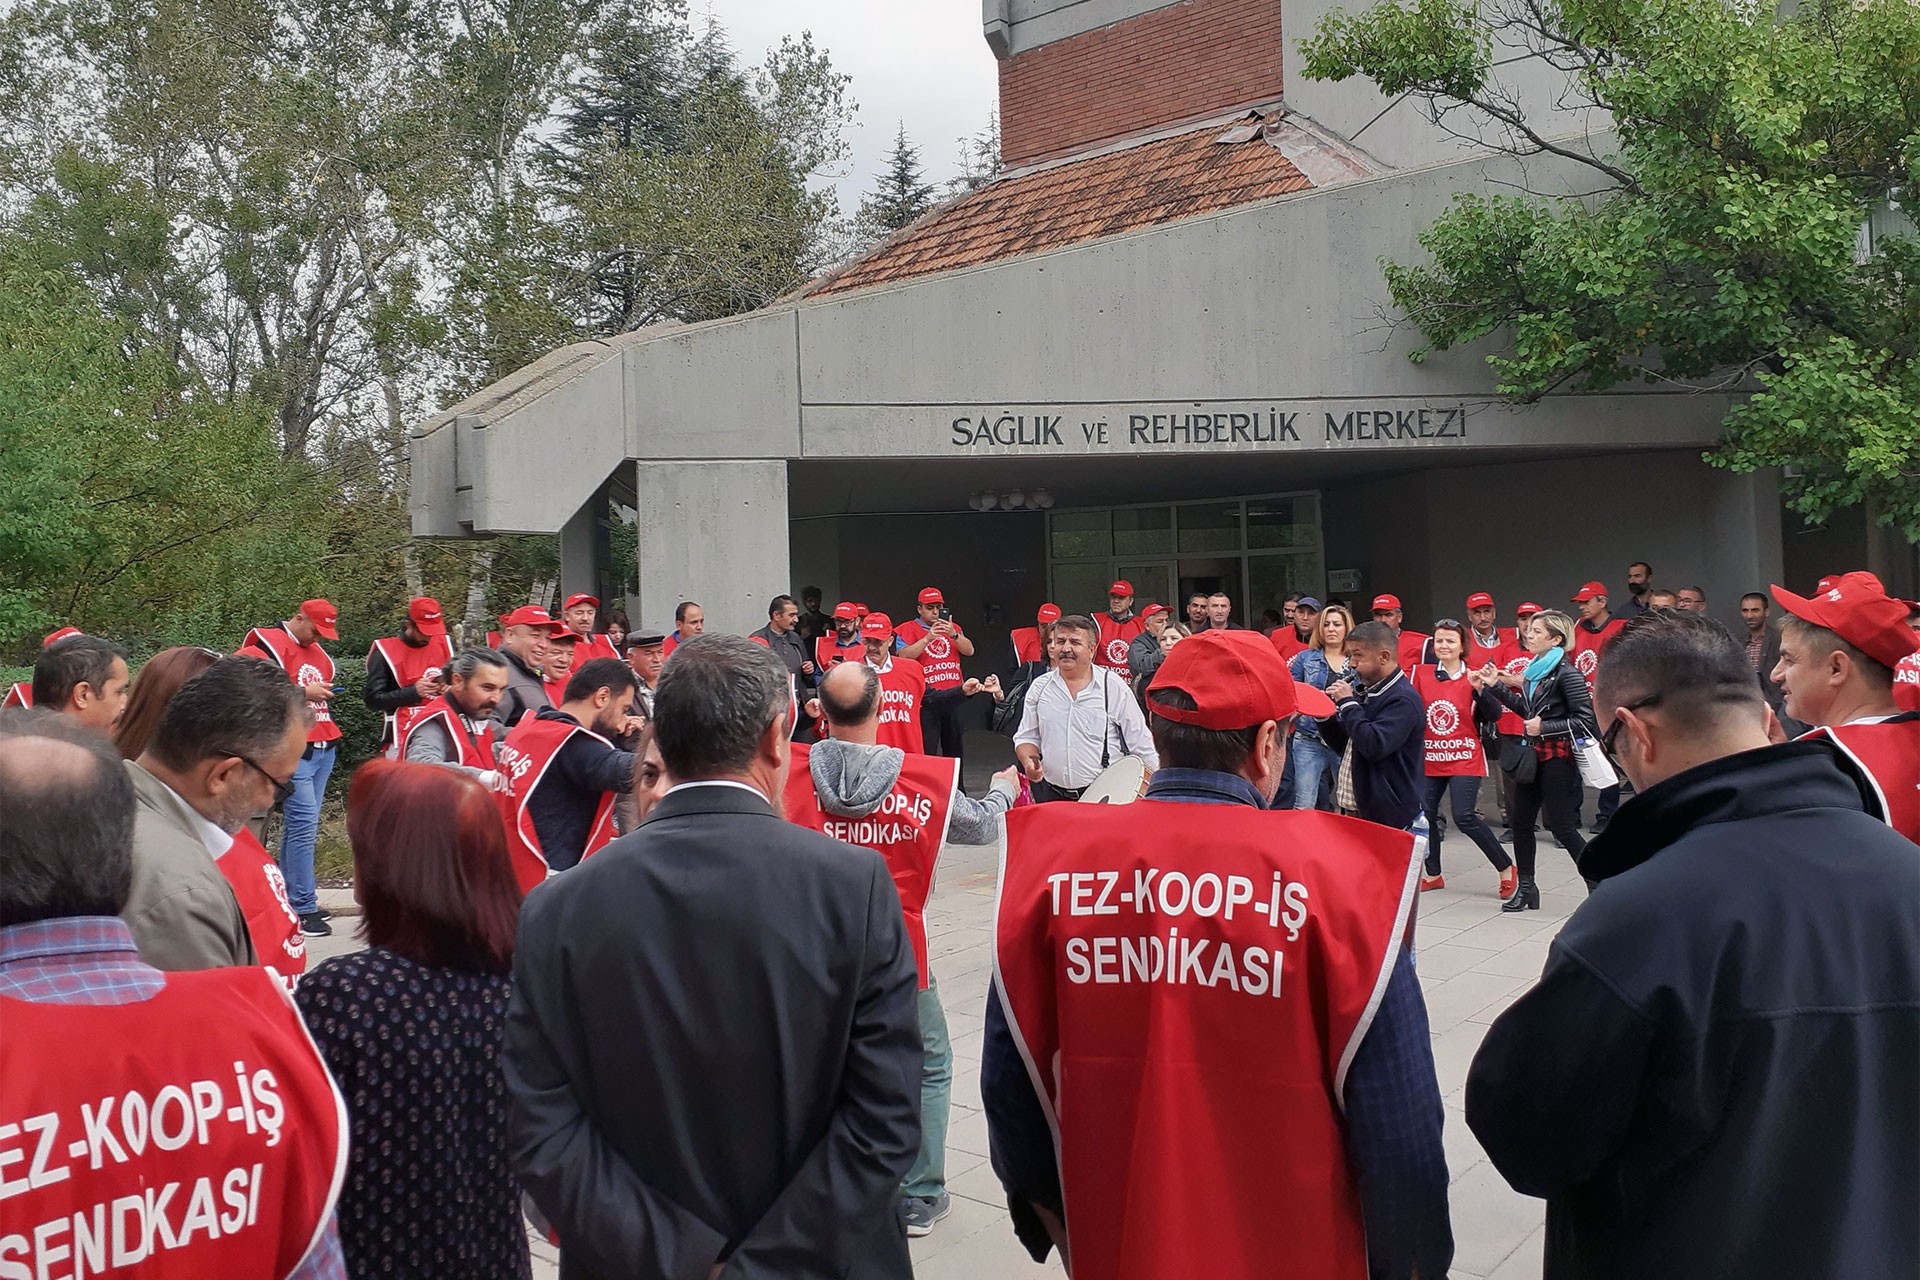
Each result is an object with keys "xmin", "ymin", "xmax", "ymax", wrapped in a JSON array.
[
  {"xmin": 857, "ymin": 122, "xmax": 938, "ymax": 242},
  {"xmin": 1301, "ymin": 0, "xmax": 1920, "ymax": 535}
]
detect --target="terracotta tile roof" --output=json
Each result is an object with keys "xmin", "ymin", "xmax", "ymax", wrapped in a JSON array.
[{"xmin": 806, "ymin": 117, "xmax": 1316, "ymax": 298}]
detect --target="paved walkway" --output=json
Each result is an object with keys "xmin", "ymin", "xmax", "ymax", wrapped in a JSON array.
[{"xmin": 312, "ymin": 827, "xmax": 1586, "ymax": 1278}]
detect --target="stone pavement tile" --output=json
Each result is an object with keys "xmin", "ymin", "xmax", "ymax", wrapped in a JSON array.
[
  {"xmin": 909, "ymin": 1196, "xmax": 1056, "ymax": 1279},
  {"xmin": 1413, "ymin": 940, "xmax": 1495, "ymax": 982},
  {"xmin": 1470, "ymin": 934, "xmax": 1556, "ymax": 981},
  {"xmin": 1487, "ymin": 1223, "xmax": 1548, "ymax": 1280},
  {"xmin": 1429, "ymin": 1020, "xmax": 1492, "ymax": 1099},
  {"xmin": 947, "ymin": 1104, "xmax": 994, "ymax": 1160},
  {"xmin": 1447, "ymin": 1156, "xmax": 1548, "ymax": 1279},
  {"xmin": 1422, "ymin": 970, "xmax": 1536, "ymax": 1035}
]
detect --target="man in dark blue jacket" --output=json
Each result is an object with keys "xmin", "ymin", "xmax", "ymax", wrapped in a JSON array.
[
  {"xmin": 1467, "ymin": 610, "xmax": 1919, "ymax": 1280},
  {"xmin": 1323, "ymin": 621, "xmax": 1425, "ymax": 828}
]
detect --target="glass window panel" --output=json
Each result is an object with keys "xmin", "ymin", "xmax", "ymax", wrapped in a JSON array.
[
  {"xmin": 1177, "ymin": 501, "xmax": 1241, "ymax": 554},
  {"xmin": 1247, "ymin": 495, "xmax": 1316, "ymax": 549},
  {"xmin": 1050, "ymin": 562, "xmax": 1116, "ymax": 616},
  {"xmin": 1112, "ymin": 507, "xmax": 1173, "ymax": 556},
  {"xmin": 1247, "ymin": 553, "xmax": 1326, "ymax": 622},
  {"xmin": 1049, "ymin": 510, "xmax": 1109, "ymax": 560},
  {"xmin": 1112, "ymin": 563, "xmax": 1173, "ymax": 611}
]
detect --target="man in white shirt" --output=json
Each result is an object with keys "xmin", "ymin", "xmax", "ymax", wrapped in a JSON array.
[{"xmin": 1014, "ymin": 614, "xmax": 1158, "ymax": 802}]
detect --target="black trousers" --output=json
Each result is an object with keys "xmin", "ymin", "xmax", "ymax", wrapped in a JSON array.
[
  {"xmin": 921, "ymin": 685, "xmax": 970, "ymax": 757},
  {"xmin": 1422, "ymin": 775, "xmax": 1513, "ymax": 875},
  {"xmin": 1510, "ymin": 754, "xmax": 1588, "ymax": 879}
]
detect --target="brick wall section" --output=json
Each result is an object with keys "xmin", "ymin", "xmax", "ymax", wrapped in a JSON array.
[{"xmin": 1000, "ymin": 0, "xmax": 1285, "ymax": 167}]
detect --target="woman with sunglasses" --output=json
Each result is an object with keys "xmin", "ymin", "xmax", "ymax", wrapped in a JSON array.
[
  {"xmin": 1413, "ymin": 621, "xmax": 1516, "ymax": 897},
  {"xmin": 1479, "ymin": 609, "xmax": 1595, "ymax": 911},
  {"xmin": 1287, "ymin": 603, "xmax": 1354, "ymax": 810}
]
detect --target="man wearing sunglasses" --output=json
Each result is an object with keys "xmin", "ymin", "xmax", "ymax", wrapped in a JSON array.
[
  {"xmin": 1468, "ymin": 609, "xmax": 1920, "ymax": 1280},
  {"xmin": 124, "ymin": 658, "xmax": 313, "ymax": 967}
]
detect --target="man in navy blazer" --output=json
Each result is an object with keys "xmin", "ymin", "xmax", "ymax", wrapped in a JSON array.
[{"xmin": 505, "ymin": 633, "xmax": 922, "ymax": 1280}]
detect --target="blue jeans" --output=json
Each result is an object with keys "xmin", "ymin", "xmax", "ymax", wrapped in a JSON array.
[
  {"xmin": 278, "ymin": 743, "xmax": 334, "ymax": 915},
  {"xmin": 1290, "ymin": 735, "xmax": 1339, "ymax": 811},
  {"xmin": 902, "ymin": 973, "xmax": 951, "ymax": 1199}
]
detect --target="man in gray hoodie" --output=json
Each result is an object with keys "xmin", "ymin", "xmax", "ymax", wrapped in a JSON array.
[{"xmin": 806, "ymin": 661, "xmax": 1018, "ymax": 1237}]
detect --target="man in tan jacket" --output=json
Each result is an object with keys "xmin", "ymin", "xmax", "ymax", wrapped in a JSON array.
[{"xmin": 124, "ymin": 658, "xmax": 309, "ymax": 970}]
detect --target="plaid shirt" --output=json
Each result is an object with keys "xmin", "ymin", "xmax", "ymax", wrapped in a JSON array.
[{"xmin": 0, "ymin": 917, "xmax": 347, "ymax": 1280}]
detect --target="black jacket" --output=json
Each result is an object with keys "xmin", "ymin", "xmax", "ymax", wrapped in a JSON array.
[
  {"xmin": 524, "ymin": 707, "xmax": 634, "ymax": 871},
  {"xmin": 362, "ymin": 635, "xmax": 433, "ymax": 715},
  {"xmin": 1466, "ymin": 742, "xmax": 1919, "ymax": 1280},
  {"xmin": 504, "ymin": 782, "xmax": 922, "ymax": 1280},
  {"xmin": 1491, "ymin": 653, "xmax": 1595, "ymax": 742},
  {"xmin": 751, "ymin": 624, "xmax": 815, "ymax": 691},
  {"xmin": 1322, "ymin": 669, "xmax": 1425, "ymax": 827}
]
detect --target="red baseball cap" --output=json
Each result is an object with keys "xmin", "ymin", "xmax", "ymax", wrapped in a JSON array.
[
  {"xmin": 1465, "ymin": 592, "xmax": 1495, "ymax": 610},
  {"xmin": 1571, "ymin": 581, "xmax": 1609, "ymax": 603},
  {"xmin": 918, "ymin": 587, "xmax": 944, "ymax": 605},
  {"xmin": 548, "ymin": 630, "xmax": 581, "ymax": 645},
  {"xmin": 299, "ymin": 599, "xmax": 339, "ymax": 641},
  {"xmin": 1372, "ymin": 594, "xmax": 1401, "ymax": 611},
  {"xmin": 408, "ymin": 596, "xmax": 447, "ymax": 637},
  {"xmin": 1772, "ymin": 571, "xmax": 1920, "ymax": 670},
  {"xmin": 42, "ymin": 626, "xmax": 81, "ymax": 647},
  {"xmin": 832, "ymin": 601, "xmax": 860, "ymax": 620},
  {"xmin": 563, "ymin": 593, "xmax": 600, "ymax": 611},
  {"xmin": 1141, "ymin": 603, "xmax": 1169, "ymax": 619},
  {"xmin": 1516, "ymin": 602, "xmax": 1542, "ymax": 616},
  {"xmin": 853, "ymin": 602, "xmax": 869, "ymax": 614},
  {"xmin": 1109, "ymin": 580, "xmax": 1134, "ymax": 597},
  {"xmin": 860, "ymin": 612, "xmax": 893, "ymax": 638},
  {"xmin": 502, "ymin": 605, "xmax": 568, "ymax": 634},
  {"xmin": 1037, "ymin": 603, "xmax": 1062, "ymax": 624},
  {"xmin": 1147, "ymin": 629, "xmax": 1336, "ymax": 727}
]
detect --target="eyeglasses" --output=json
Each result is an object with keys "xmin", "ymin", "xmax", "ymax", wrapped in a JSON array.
[
  {"xmin": 1600, "ymin": 693, "xmax": 1661, "ymax": 773},
  {"xmin": 222, "ymin": 750, "xmax": 296, "ymax": 805}
]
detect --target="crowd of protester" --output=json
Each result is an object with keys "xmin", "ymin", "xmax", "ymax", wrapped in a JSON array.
[{"xmin": 0, "ymin": 561, "xmax": 1914, "ymax": 1280}]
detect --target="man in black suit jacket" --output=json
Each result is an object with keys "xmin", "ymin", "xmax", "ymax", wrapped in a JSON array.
[{"xmin": 504, "ymin": 634, "xmax": 923, "ymax": 1280}]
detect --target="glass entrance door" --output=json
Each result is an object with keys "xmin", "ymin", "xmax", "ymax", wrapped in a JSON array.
[{"xmin": 1113, "ymin": 561, "xmax": 1175, "ymax": 615}]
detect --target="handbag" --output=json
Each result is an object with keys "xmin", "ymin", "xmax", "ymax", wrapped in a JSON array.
[
  {"xmin": 1498, "ymin": 737, "xmax": 1538, "ymax": 786},
  {"xmin": 1572, "ymin": 732, "xmax": 1618, "ymax": 790}
]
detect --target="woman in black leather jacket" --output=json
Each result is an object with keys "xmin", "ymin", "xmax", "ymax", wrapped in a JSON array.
[{"xmin": 1479, "ymin": 608, "xmax": 1596, "ymax": 911}]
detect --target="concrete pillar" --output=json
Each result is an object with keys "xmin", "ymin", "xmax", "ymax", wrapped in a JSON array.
[
  {"xmin": 559, "ymin": 501, "xmax": 598, "ymax": 603},
  {"xmin": 635, "ymin": 460, "xmax": 790, "ymax": 636},
  {"xmin": 1704, "ymin": 469, "xmax": 1785, "ymax": 607}
]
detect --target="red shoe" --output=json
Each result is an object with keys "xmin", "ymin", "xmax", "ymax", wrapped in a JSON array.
[
  {"xmin": 1419, "ymin": 874, "xmax": 1445, "ymax": 892},
  {"xmin": 1498, "ymin": 866, "xmax": 1518, "ymax": 900}
]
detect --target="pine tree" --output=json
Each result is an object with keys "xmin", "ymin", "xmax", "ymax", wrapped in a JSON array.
[{"xmin": 857, "ymin": 123, "xmax": 937, "ymax": 241}]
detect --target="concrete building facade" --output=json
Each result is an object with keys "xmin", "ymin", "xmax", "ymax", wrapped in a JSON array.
[{"xmin": 411, "ymin": 0, "xmax": 1894, "ymax": 661}]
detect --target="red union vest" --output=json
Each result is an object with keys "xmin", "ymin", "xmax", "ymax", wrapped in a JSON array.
[
  {"xmin": 1412, "ymin": 665, "xmax": 1488, "ymax": 777},
  {"xmin": 1094, "ymin": 614, "xmax": 1144, "ymax": 680},
  {"xmin": 1, "ymin": 683, "xmax": 27, "ymax": 709},
  {"xmin": 542, "ymin": 675, "xmax": 571, "ymax": 705},
  {"xmin": 0, "ymin": 968, "xmax": 346, "ymax": 1280},
  {"xmin": 569, "ymin": 633, "xmax": 619, "ymax": 665},
  {"xmin": 237, "ymin": 627, "xmax": 341, "ymax": 745},
  {"xmin": 869, "ymin": 658, "xmax": 926, "ymax": 754},
  {"xmin": 1895, "ymin": 652, "xmax": 1920, "ymax": 714},
  {"xmin": 1396, "ymin": 630, "xmax": 1432, "ymax": 673},
  {"xmin": 1570, "ymin": 616, "xmax": 1626, "ymax": 691},
  {"xmin": 894, "ymin": 620, "xmax": 966, "ymax": 690},
  {"xmin": 815, "ymin": 635, "xmax": 860, "ymax": 673},
  {"xmin": 1491, "ymin": 643, "xmax": 1532, "ymax": 735},
  {"xmin": 367, "ymin": 634, "xmax": 454, "ymax": 744},
  {"xmin": 1011, "ymin": 627, "xmax": 1045, "ymax": 664},
  {"xmin": 1271, "ymin": 629, "xmax": 1311, "ymax": 661},
  {"xmin": 219, "ymin": 828, "xmax": 306, "ymax": 990},
  {"xmin": 396, "ymin": 696, "xmax": 497, "ymax": 771},
  {"xmin": 994, "ymin": 802, "xmax": 1418, "ymax": 1280},
  {"xmin": 496, "ymin": 715, "xmax": 618, "ymax": 893},
  {"xmin": 1804, "ymin": 715, "xmax": 1919, "ymax": 844},
  {"xmin": 783, "ymin": 742, "xmax": 957, "ymax": 988}
]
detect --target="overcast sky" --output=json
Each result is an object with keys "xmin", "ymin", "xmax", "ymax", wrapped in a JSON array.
[{"xmin": 706, "ymin": 1, "xmax": 1000, "ymax": 209}]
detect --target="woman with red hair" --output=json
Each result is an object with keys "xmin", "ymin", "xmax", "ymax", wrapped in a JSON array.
[{"xmin": 295, "ymin": 760, "xmax": 530, "ymax": 1279}]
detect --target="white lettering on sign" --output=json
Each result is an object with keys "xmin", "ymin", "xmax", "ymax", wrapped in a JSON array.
[
  {"xmin": 1045, "ymin": 865, "xmax": 1313, "ymax": 1001},
  {"xmin": 0, "ymin": 1061, "xmax": 292, "ymax": 1277}
]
